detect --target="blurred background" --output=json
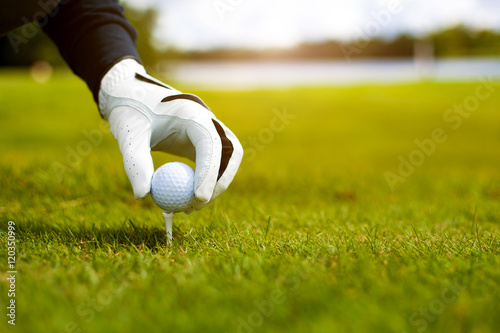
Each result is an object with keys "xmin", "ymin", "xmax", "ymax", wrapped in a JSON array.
[{"xmin": 1, "ymin": 0, "xmax": 499, "ymax": 86}]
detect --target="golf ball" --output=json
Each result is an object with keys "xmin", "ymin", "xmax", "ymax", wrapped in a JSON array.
[{"xmin": 151, "ymin": 162, "xmax": 195, "ymax": 212}]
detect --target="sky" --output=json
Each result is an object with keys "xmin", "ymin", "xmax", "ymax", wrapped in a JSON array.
[{"xmin": 125, "ymin": 0, "xmax": 500, "ymax": 51}]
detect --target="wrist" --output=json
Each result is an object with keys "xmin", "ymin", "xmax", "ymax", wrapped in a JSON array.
[{"xmin": 98, "ymin": 58, "xmax": 146, "ymax": 115}]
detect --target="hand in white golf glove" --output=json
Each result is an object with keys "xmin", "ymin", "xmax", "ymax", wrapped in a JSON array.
[{"xmin": 98, "ymin": 59, "xmax": 243, "ymax": 212}]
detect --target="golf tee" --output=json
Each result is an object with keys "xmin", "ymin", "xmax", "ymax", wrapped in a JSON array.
[{"xmin": 162, "ymin": 212, "xmax": 174, "ymax": 242}]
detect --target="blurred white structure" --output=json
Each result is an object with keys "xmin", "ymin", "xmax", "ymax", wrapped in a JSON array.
[{"xmin": 414, "ymin": 39, "xmax": 436, "ymax": 80}]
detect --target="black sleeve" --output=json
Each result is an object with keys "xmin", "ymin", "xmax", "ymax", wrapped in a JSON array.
[{"xmin": 41, "ymin": 0, "xmax": 141, "ymax": 103}]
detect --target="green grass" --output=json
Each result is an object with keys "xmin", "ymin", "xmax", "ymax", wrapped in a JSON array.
[{"xmin": 1, "ymin": 69, "xmax": 499, "ymax": 333}]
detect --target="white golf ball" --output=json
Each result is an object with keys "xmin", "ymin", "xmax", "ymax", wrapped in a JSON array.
[{"xmin": 151, "ymin": 162, "xmax": 195, "ymax": 212}]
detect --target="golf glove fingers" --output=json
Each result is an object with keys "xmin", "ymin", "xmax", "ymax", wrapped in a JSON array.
[{"xmin": 98, "ymin": 59, "xmax": 243, "ymax": 211}]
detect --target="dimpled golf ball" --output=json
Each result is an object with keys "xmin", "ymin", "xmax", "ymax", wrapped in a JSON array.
[{"xmin": 151, "ymin": 162, "xmax": 195, "ymax": 212}]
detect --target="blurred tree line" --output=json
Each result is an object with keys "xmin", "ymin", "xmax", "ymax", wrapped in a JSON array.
[
  {"xmin": 0, "ymin": 4, "xmax": 499, "ymax": 67},
  {"xmin": 182, "ymin": 26, "xmax": 500, "ymax": 61}
]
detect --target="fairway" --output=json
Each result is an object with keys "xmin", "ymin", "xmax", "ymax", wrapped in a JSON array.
[{"xmin": 1, "ymin": 70, "xmax": 500, "ymax": 333}]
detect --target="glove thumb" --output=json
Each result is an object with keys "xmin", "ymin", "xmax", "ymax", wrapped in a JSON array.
[{"xmin": 108, "ymin": 106, "xmax": 154, "ymax": 200}]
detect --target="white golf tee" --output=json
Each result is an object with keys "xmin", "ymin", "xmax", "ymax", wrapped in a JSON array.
[{"xmin": 162, "ymin": 212, "xmax": 174, "ymax": 243}]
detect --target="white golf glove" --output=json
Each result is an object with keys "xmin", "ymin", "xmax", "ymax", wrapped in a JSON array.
[{"xmin": 98, "ymin": 58, "xmax": 243, "ymax": 212}]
